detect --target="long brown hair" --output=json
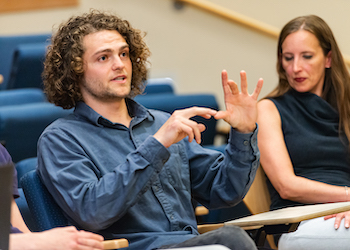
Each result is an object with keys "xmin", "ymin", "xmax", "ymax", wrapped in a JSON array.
[
  {"xmin": 43, "ymin": 10, "xmax": 151, "ymax": 109},
  {"xmin": 268, "ymin": 15, "xmax": 350, "ymax": 146}
]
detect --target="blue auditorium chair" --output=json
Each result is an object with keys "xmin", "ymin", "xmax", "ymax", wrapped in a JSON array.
[
  {"xmin": 20, "ymin": 169, "xmax": 70, "ymax": 231},
  {"xmin": 142, "ymin": 77, "xmax": 175, "ymax": 95},
  {"xmin": 135, "ymin": 93, "xmax": 219, "ymax": 146},
  {"xmin": 20, "ymin": 169, "xmax": 129, "ymax": 248},
  {"xmin": 15, "ymin": 157, "xmax": 39, "ymax": 231},
  {"xmin": 0, "ymin": 33, "xmax": 51, "ymax": 90},
  {"xmin": 0, "ymin": 88, "xmax": 46, "ymax": 107},
  {"xmin": 0, "ymin": 103, "xmax": 72, "ymax": 163},
  {"xmin": 7, "ymin": 43, "xmax": 47, "ymax": 90},
  {"xmin": 16, "ymin": 157, "xmax": 38, "ymax": 188}
]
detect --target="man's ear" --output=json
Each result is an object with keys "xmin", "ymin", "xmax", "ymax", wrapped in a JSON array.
[{"xmin": 325, "ymin": 51, "xmax": 332, "ymax": 68}]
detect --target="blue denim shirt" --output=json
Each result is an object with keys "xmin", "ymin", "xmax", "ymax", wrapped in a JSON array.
[{"xmin": 37, "ymin": 99, "xmax": 259, "ymax": 250}]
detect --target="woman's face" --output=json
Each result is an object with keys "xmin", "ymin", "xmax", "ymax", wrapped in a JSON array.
[{"xmin": 281, "ymin": 30, "xmax": 331, "ymax": 96}]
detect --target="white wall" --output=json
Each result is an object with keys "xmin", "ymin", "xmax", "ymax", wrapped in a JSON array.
[{"xmin": 1, "ymin": 0, "xmax": 350, "ymax": 113}]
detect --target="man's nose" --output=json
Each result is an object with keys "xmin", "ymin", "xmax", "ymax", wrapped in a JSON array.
[{"xmin": 112, "ymin": 56, "xmax": 125, "ymax": 70}]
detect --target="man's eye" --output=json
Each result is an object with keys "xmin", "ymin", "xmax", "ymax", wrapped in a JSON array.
[
  {"xmin": 99, "ymin": 56, "xmax": 107, "ymax": 61},
  {"xmin": 121, "ymin": 51, "xmax": 129, "ymax": 58}
]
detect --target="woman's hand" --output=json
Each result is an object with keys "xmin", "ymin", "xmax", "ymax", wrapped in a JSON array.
[{"xmin": 324, "ymin": 211, "xmax": 350, "ymax": 229}]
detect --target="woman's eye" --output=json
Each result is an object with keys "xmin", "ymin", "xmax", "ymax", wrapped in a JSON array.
[
  {"xmin": 284, "ymin": 56, "xmax": 293, "ymax": 61},
  {"xmin": 303, "ymin": 55, "xmax": 313, "ymax": 59}
]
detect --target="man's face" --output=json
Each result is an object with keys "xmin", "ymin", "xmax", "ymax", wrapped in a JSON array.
[{"xmin": 80, "ymin": 30, "xmax": 132, "ymax": 103}]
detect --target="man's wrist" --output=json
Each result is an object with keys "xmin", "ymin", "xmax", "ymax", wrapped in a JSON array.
[{"xmin": 234, "ymin": 123, "xmax": 257, "ymax": 134}]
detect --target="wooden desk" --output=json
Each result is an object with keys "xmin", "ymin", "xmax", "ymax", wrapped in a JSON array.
[
  {"xmin": 225, "ymin": 202, "xmax": 350, "ymax": 247},
  {"xmin": 225, "ymin": 201, "xmax": 350, "ymax": 228}
]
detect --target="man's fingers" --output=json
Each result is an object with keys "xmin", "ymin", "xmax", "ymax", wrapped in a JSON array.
[
  {"xmin": 227, "ymin": 80, "xmax": 239, "ymax": 95},
  {"xmin": 173, "ymin": 107, "xmax": 217, "ymax": 120},
  {"xmin": 181, "ymin": 118, "xmax": 205, "ymax": 144},
  {"xmin": 214, "ymin": 110, "xmax": 227, "ymax": 120},
  {"xmin": 221, "ymin": 70, "xmax": 232, "ymax": 94},
  {"xmin": 251, "ymin": 78, "xmax": 264, "ymax": 100},
  {"xmin": 240, "ymin": 70, "xmax": 248, "ymax": 94}
]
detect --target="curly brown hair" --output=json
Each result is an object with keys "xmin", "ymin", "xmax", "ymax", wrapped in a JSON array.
[{"xmin": 43, "ymin": 10, "xmax": 151, "ymax": 109}]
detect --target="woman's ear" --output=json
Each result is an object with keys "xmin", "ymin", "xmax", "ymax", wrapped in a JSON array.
[{"xmin": 325, "ymin": 51, "xmax": 332, "ymax": 68}]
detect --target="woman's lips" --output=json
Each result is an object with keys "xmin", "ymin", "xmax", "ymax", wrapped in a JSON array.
[{"xmin": 294, "ymin": 77, "xmax": 306, "ymax": 83}]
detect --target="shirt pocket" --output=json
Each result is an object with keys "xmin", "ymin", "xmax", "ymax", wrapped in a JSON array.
[{"xmin": 162, "ymin": 143, "xmax": 190, "ymax": 191}]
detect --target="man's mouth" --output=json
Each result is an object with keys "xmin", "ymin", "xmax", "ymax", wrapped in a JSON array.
[{"xmin": 113, "ymin": 76, "xmax": 126, "ymax": 81}]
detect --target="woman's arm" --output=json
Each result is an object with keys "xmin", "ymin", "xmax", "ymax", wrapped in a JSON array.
[
  {"xmin": 9, "ymin": 226, "xmax": 104, "ymax": 250},
  {"xmin": 257, "ymin": 99, "xmax": 348, "ymax": 204},
  {"xmin": 11, "ymin": 198, "xmax": 30, "ymax": 233}
]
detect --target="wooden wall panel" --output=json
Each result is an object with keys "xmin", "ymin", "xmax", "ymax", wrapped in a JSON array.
[{"xmin": 0, "ymin": 0, "xmax": 78, "ymax": 13}]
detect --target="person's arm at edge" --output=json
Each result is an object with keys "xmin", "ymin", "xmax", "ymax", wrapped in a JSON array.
[
  {"xmin": 257, "ymin": 99, "xmax": 349, "ymax": 204},
  {"xmin": 9, "ymin": 226, "xmax": 104, "ymax": 250},
  {"xmin": 11, "ymin": 198, "xmax": 30, "ymax": 233}
]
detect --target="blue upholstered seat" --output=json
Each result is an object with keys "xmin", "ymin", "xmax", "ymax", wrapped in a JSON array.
[
  {"xmin": 0, "ymin": 34, "xmax": 51, "ymax": 90},
  {"xmin": 0, "ymin": 88, "xmax": 46, "ymax": 107},
  {"xmin": 16, "ymin": 157, "xmax": 37, "ymax": 188},
  {"xmin": 20, "ymin": 169, "xmax": 70, "ymax": 231},
  {"xmin": 8, "ymin": 43, "xmax": 47, "ymax": 90},
  {"xmin": 135, "ymin": 93, "xmax": 219, "ymax": 146},
  {"xmin": 15, "ymin": 157, "xmax": 41, "ymax": 232},
  {"xmin": 0, "ymin": 103, "xmax": 72, "ymax": 163},
  {"xmin": 142, "ymin": 77, "xmax": 175, "ymax": 95}
]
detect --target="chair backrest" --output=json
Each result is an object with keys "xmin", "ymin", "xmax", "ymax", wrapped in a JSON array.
[
  {"xmin": 0, "ymin": 33, "xmax": 51, "ymax": 90},
  {"xmin": 0, "ymin": 103, "xmax": 72, "ymax": 162},
  {"xmin": 135, "ymin": 93, "xmax": 219, "ymax": 146},
  {"xmin": 20, "ymin": 170, "xmax": 70, "ymax": 231},
  {"xmin": 243, "ymin": 165, "xmax": 276, "ymax": 249},
  {"xmin": 142, "ymin": 78, "xmax": 175, "ymax": 95},
  {"xmin": 8, "ymin": 43, "xmax": 47, "ymax": 90},
  {"xmin": 243, "ymin": 165, "xmax": 271, "ymax": 215},
  {"xmin": 0, "ymin": 88, "xmax": 46, "ymax": 107},
  {"xmin": 16, "ymin": 157, "xmax": 38, "ymax": 188},
  {"xmin": 14, "ymin": 157, "xmax": 40, "ymax": 231}
]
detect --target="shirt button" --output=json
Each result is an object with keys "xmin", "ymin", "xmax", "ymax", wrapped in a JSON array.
[
  {"xmin": 170, "ymin": 215, "xmax": 174, "ymax": 220},
  {"xmin": 243, "ymin": 140, "xmax": 249, "ymax": 146}
]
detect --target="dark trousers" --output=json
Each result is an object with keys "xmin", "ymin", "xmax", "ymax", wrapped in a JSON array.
[{"xmin": 159, "ymin": 225, "xmax": 258, "ymax": 250}]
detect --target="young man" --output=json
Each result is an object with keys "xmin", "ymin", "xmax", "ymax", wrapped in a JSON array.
[
  {"xmin": 0, "ymin": 144, "xmax": 104, "ymax": 250},
  {"xmin": 37, "ymin": 10, "xmax": 263, "ymax": 250}
]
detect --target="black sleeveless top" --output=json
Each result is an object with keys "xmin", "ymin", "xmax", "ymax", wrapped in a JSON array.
[{"xmin": 268, "ymin": 89, "xmax": 350, "ymax": 210}]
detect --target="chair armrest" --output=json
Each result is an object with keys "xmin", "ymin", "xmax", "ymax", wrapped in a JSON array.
[
  {"xmin": 195, "ymin": 206, "xmax": 209, "ymax": 216},
  {"xmin": 197, "ymin": 223, "xmax": 224, "ymax": 234},
  {"xmin": 103, "ymin": 239, "xmax": 129, "ymax": 249}
]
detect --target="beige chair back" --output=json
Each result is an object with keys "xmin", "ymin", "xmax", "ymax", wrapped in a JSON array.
[{"xmin": 243, "ymin": 165, "xmax": 277, "ymax": 249}]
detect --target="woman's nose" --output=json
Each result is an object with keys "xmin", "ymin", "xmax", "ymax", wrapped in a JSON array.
[{"xmin": 293, "ymin": 59, "xmax": 302, "ymax": 72}]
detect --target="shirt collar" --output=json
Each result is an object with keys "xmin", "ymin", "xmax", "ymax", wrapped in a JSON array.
[{"xmin": 74, "ymin": 99, "xmax": 154, "ymax": 128}]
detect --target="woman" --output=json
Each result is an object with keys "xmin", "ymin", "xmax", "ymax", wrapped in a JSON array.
[{"xmin": 257, "ymin": 15, "xmax": 350, "ymax": 249}]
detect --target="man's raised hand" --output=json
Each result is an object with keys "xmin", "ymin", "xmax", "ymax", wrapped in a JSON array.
[{"xmin": 214, "ymin": 70, "xmax": 263, "ymax": 133}]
